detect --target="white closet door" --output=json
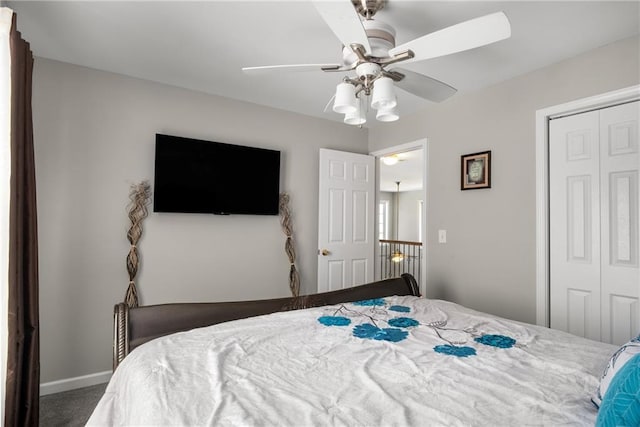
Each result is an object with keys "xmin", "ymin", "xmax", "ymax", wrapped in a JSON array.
[
  {"xmin": 550, "ymin": 101, "xmax": 639, "ymax": 345},
  {"xmin": 550, "ymin": 110, "xmax": 602, "ymax": 341},
  {"xmin": 600, "ymin": 101, "xmax": 639, "ymax": 345}
]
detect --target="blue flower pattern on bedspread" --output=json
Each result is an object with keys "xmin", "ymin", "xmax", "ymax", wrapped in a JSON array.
[
  {"xmin": 352, "ymin": 298, "xmax": 386, "ymax": 306},
  {"xmin": 388, "ymin": 317, "xmax": 419, "ymax": 328},
  {"xmin": 353, "ymin": 324, "xmax": 408, "ymax": 342},
  {"xmin": 317, "ymin": 316, "xmax": 351, "ymax": 326},
  {"xmin": 316, "ymin": 300, "xmax": 518, "ymax": 355},
  {"xmin": 474, "ymin": 334, "xmax": 516, "ymax": 349},
  {"xmin": 434, "ymin": 345, "xmax": 477, "ymax": 358}
]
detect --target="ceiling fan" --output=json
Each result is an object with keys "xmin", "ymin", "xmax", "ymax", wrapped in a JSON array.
[{"xmin": 243, "ymin": 0, "xmax": 511, "ymax": 125}]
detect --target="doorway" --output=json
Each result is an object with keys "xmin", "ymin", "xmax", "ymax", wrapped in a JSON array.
[{"xmin": 371, "ymin": 139, "xmax": 428, "ymax": 296}]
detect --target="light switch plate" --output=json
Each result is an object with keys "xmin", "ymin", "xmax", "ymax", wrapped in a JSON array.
[{"xmin": 438, "ymin": 229, "xmax": 447, "ymax": 243}]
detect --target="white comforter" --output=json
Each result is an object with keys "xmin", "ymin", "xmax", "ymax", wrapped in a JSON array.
[{"xmin": 88, "ymin": 296, "xmax": 616, "ymax": 426}]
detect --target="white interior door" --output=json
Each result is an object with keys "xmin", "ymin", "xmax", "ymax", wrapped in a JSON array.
[
  {"xmin": 318, "ymin": 148, "xmax": 375, "ymax": 293},
  {"xmin": 599, "ymin": 102, "xmax": 639, "ymax": 345},
  {"xmin": 550, "ymin": 101, "xmax": 639, "ymax": 345},
  {"xmin": 550, "ymin": 110, "xmax": 602, "ymax": 341}
]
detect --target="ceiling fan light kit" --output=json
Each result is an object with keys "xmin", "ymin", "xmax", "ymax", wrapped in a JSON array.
[
  {"xmin": 333, "ymin": 82, "xmax": 358, "ymax": 114},
  {"xmin": 370, "ymin": 76, "xmax": 396, "ymax": 110},
  {"xmin": 344, "ymin": 102, "xmax": 367, "ymax": 125},
  {"xmin": 243, "ymin": 0, "xmax": 511, "ymax": 126},
  {"xmin": 376, "ymin": 105, "xmax": 399, "ymax": 122}
]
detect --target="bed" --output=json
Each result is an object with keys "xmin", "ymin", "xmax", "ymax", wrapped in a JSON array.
[{"xmin": 88, "ymin": 274, "xmax": 623, "ymax": 426}]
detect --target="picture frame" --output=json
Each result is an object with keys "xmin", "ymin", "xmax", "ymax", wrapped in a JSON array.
[{"xmin": 461, "ymin": 150, "xmax": 491, "ymax": 190}]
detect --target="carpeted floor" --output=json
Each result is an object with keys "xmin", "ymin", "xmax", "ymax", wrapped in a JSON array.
[{"xmin": 39, "ymin": 382, "xmax": 107, "ymax": 426}]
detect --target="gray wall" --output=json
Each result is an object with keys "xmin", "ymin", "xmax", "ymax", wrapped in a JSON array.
[
  {"xmin": 379, "ymin": 190, "xmax": 423, "ymax": 242},
  {"xmin": 398, "ymin": 191, "xmax": 423, "ymax": 242},
  {"xmin": 33, "ymin": 58, "xmax": 368, "ymax": 382},
  {"xmin": 369, "ymin": 35, "xmax": 640, "ymax": 324}
]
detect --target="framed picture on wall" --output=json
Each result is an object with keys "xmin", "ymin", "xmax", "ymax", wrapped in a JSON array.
[{"xmin": 461, "ymin": 150, "xmax": 491, "ymax": 190}]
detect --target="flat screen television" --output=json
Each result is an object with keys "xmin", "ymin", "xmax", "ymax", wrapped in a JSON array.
[{"xmin": 153, "ymin": 134, "xmax": 281, "ymax": 215}]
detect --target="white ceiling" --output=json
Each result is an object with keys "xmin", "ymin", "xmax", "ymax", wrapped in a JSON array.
[
  {"xmin": 8, "ymin": 1, "xmax": 640, "ymax": 126},
  {"xmin": 379, "ymin": 149, "xmax": 423, "ymax": 192}
]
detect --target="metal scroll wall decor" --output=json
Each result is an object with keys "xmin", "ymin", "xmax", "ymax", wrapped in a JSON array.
[
  {"xmin": 124, "ymin": 181, "xmax": 152, "ymax": 308},
  {"xmin": 279, "ymin": 193, "xmax": 301, "ymax": 297}
]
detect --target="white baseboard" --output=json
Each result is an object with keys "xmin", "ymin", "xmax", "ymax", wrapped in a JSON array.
[{"xmin": 40, "ymin": 370, "xmax": 112, "ymax": 396}]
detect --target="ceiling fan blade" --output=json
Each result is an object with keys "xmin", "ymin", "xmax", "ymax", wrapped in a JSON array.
[
  {"xmin": 242, "ymin": 64, "xmax": 342, "ymax": 74},
  {"xmin": 388, "ymin": 12, "xmax": 511, "ymax": 63},
  {"xmin": 312, "ymin": 0, "xmax": 371, "ymax": 54},
  {"xmin": 390, "ymin": 68, "xmax": 457, "ymax": 103}
]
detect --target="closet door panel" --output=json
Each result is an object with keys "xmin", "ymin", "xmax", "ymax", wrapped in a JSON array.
[
  {"xmin": 600, "ymin": 101, "xmax": 639, "ymax": 345},
  {"xmin": 549, "ymin": 110, "xmax": 601, "ymax": 341}
]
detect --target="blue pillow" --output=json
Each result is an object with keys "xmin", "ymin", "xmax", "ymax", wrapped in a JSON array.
[
  {"xmin": 595, "ymin": 353, "xmax": 640, "ymax": 427},
  {"xmin": 593, "ymin": 335, "xmax": 640, "ymax": 407}
]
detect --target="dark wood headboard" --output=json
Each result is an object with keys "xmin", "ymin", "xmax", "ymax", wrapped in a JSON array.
[{"xmin": 113, "ymin": 274, "xmax": 419, "ymax": 369}]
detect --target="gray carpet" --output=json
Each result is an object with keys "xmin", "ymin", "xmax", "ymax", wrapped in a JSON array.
[{"xmin": 40, "ymin": 382, "xmax": 107, "ymax": 427}]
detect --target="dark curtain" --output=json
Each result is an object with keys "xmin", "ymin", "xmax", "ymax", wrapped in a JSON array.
[{"xmin": 5, "ymin": 12, "xmax": 38, "ymax": 427}]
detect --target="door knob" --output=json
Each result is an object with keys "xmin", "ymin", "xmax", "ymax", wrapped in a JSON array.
[{"xmin": 320, "ymin": 249, "xmax": 330, "ymax": 256}]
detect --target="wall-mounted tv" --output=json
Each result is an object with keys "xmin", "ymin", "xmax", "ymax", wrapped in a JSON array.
[{"xmin": 153, "ymin": 134, "xmax": 281, "ymax": 215}]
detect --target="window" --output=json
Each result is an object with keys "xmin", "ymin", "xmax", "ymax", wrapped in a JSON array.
[
  {"xmin": 378, "ymin": 200, "xmax": 389, "ymax": 240},
  {"xmin": 417, "ymin": 200, "xmax": 423, "ymax": 243}
]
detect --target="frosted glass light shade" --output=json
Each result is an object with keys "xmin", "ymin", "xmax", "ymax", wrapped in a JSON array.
[
  {"xmin": 371, "ymin": 77, "xmax": 396, "ymax": 110},
  {"xmin": 381, "ymin": 155, "xmax": 399, "ymax": 165},
  {"xmin": 333, "ymin": 82, "xmax": 357, "ymax": 114},
  {"xmin": 344, "ymin": 103, "xmax": 366, "ymax": 126},
  {"xmin": 376, "ymin": 105, "xmax": 399, "ymax": 122}
]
